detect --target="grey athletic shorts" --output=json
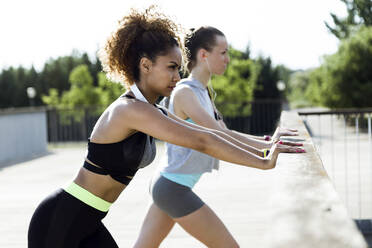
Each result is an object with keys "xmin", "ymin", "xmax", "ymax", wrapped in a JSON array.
[{"xmin": 150, "ymin": 174, "xmax": 205, "ymax": 218}]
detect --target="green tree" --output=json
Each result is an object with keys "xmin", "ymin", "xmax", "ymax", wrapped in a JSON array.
[
  {"xmin": 287, "ymin": 70, "xmax": 312, "ymax": 108},
  {"xmin": 276, "ymin": 64, "xmax": 293, "ymax": 98},
  {"xmin": 60, "ymin": 65, "xmax": 101, "ymax": 108},
  {"xmin": 42, "ymin": 64, "xmax": 124, "ymax": 109},
  {"xmin": 307, "ymin": 26, "xmax": 372, "ymax": 108},
  {"xmin": 213, "ymin": 50, "xmax": 258, "ymax": 117},
  {"xmin": 13, "ymin": 66, "xmax": 29, "ymax": 107},
  {"xmin": 326, "ymin": 0, "xmax": 372, "ymax": 39},
  {"xmin": 0, "ymin": 51, "xmax": 103, "ymax": 108},
  {"xmin": 96, "ymin": 72, "xmax": 124, "ymax": 107},
  {"xmin": 0, "ymin": 67, "xmax": 17, "ymax": 108},
  {"xmin": 0, "ymin": 66, "xmax": 41, "ymax": 107},
  {"xmin": 42, "ymin": 88, "xmax": 60, "ymax": 107},
  {"xmin": 38, "ymin": 51, "xmax": 102, "ymax": 101},
  {"xmin": 42, "ymin": 65, "xmax": 103, "ymax": 124},
  {"xmin": 304, "ymin": 67, "xmax": 326, "ymax": 106},
  {"xmin": 253, "ymin": 56, "xmax": 280, "ymax": 100},
  {"xmin": 229, "ymin": 45, "xmax": 251, "ymax": 60}
]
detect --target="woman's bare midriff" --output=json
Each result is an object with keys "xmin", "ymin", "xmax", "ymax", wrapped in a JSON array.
[{"xmin": 73, "ymin": 159, "xmax": 127, "ymax": 203}]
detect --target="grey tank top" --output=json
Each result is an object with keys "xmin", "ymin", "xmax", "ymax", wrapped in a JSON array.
[{"xmin": 159, "ymin": 78, "xmax": 220, "ymax": 174}]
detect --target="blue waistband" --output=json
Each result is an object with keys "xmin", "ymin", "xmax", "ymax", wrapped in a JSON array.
[{"xmin": 160, "ymin": 172, "xmax": 202, "ymax": 188}]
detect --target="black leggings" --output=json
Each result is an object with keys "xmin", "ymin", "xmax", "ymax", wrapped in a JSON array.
[{"xmin": 28, "ymin": 189, "xmax": 118, "ymax": 248}]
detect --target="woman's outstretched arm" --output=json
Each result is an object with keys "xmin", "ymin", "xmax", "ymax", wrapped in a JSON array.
[
  {"xmin": 166, "ymin": 110, "xmax": 266, "ymax": 157},
  {"xmin": 172, "ymin": 87, "xmax": 302, "ymax": 150},
  {"xmin": 121, "ymin": 101, "xmax": 304, "ymax": 170}
]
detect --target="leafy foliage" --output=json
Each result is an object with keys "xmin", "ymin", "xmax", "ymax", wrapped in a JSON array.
[
  {"xmin": 306, "ymin": 26, "xmax": 372, "ymax": 108},
  {"xmin": 1, "ymin": 46, "xmax": 284, "ymax": 119},
  {"xmin": 0, "ymin": 51, "xmax": 102, "ymax": 108},
  {"xmin": 213, "ymin": 48, "xmax": 258, "ymax": 117},
  {"xmin": 326, "ymin": 0, "xmax": 372, "ymax": 39},
  {"xmin": 254, "ymin": 56, "xmax": 281, "ymax": 100},
  {"xmin": 41, "ymin": 64, "xmax": 124, "ymax": 122}
]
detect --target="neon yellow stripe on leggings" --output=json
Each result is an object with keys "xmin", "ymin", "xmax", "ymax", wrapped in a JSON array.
[{"xmin": 64, "ymin": 182, "xmax": 112, "ymax": 212}]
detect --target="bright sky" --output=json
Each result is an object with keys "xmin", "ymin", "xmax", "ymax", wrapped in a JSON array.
[{"xmin": 0, "ymin": 0, "xmax": 346, "ymax": 71}]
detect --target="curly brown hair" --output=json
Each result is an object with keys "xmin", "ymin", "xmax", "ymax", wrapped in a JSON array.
[{"xmin": 99, "ymin": 6, "xmax": 183, "ymax": 88}]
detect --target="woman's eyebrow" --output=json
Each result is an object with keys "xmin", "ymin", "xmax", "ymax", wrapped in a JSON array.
[{"xmin": 169, "ymin": 61, "xmax": 180, "ymax": 67}]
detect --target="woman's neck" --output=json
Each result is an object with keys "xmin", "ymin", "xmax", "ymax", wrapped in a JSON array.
[
  {"xmin": 134, "ymin": 82, "xmax": 158, "ymax": 104},
  {"xmin": 190, "ymin": 66, "xmax": 211, "ymax": 87}
]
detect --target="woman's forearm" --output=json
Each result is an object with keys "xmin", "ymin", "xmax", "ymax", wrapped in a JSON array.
[
  {"xmin": 200, "ymin": 131, "xmax": 270, "ymax": 170},
  {"xmin": 223, "ymin": 129, "xmax": 271, "ymax": 150},
  {"xmin": 239, "ymin": 133, "xmax": 266, "ymax": 140},
  {"xmin": 209, "ymin": 129, "xmax": 264, "ymax": 157}
]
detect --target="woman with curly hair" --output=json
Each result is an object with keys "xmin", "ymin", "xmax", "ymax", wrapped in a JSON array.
[
  {"xmin": 28, "ymin": 7, "xmax": 303, "ymax": 248},
  {"xmin": 133, "ymin": 26, "xmax": 305, "ymax": 248}
]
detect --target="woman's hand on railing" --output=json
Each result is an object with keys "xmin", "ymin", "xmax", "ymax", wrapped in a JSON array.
[
  {"xmin": 271, "ymin": 127, "xmax": 299, "ymax": 142},
  {"xmin": 263, "ymin": 143, "xmax": 306, "ymax": 170},
  {"xmin": 276, "ymin": 140, "xmax": 303, "ymax": 147}
]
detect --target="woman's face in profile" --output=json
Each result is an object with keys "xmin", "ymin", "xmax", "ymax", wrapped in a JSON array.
[
  {"xmin": 207, "ymin": 35, "xmax": 230, "ymax": 75},
  {"xmin": 147, "ymin": 46, "xmax": 182, "ymax": 97}
]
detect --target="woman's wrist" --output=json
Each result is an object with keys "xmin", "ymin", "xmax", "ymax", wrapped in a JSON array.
[{"xmin": 261, "ymin": 148, "xmax": 270, "ymax": 158}]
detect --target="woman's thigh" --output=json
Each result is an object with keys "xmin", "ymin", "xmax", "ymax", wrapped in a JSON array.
[
  {"xmin": 175, "ymin": 204, "xmax": 240, "ymax": 248},
  {"xmin": 28, "ymin": 189, "xmax": 116, "ymax": 248},
  {"xmin": 80, "ymin": 223, "xmax": 119, "ymax": 248},
  {"xmin": 133, "ymin": 203, "xmax": 175, "ymax": 248},
  {"xmin": 151, "ymin": 176, "xmax": 239, "ymax": 247}
]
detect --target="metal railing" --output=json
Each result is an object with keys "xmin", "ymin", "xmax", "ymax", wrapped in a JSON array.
[
  {"xmin": 46, "ymin": 100, "xmax": 283, "ymax": 143},
  {"xmin": 46, "ymin": 106, "xmax": 105, "ymax": 143},
  {"xmin": 222, "ymin": 99, "xmax": 283, "ymax": 135},
  {"xmin": 298, "ymin": 108, "xmax": 372, "ymax": 220}
]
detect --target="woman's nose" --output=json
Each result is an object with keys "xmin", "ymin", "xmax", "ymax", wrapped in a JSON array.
[{"xmin": 174, "ymin": 71, "xmax": 181, "ymax": 81}]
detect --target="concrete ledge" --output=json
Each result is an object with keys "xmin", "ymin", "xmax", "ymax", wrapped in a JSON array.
[
  {"xmin": 0, "ymin": 109, "xmax": 48, "ymax": 166},
  {"xmin": 266, "ymin": 111, "xmax": 367, "ymax": 248},
  {"xmin": 0, "ymin": 106, "xmax": 47, "ymax": 116}
]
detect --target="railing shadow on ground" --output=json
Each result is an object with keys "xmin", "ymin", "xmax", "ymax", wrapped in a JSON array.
[{"xmin": 0, "ymin": 150, "xmax": 53, "ymax": 171}]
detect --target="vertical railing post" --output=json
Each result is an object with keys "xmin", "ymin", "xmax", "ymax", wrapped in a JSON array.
[
  {"xmin": 318, "ymin": 114, "xmax": 322, "ymax": 156},
  {"xmin": 344, "ymin": 114, "xmax": 349, "ymax": 209},
  {"xmin": 356, "ymin": 114, "xmax": 361, "ymax": 218},
  {"xmin": 368, "ymin": 114, "xmax": 372, "ymax": 212},
  {"xmin": 331, "ymin": 114, "xmax": 335, "ymax": 181}
]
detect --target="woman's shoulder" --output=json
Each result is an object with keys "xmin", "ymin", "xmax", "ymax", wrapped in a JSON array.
[
  {"xmin": 175, "ymin": 80, "xmax": 192, "ymax": 90},
  {"xmin": 173, "ymin": 79, "xmax": 198, "ymax": 95},
  {"xmin": 110, "ymin": 96, "xmax": 155, "ymax": 120}
]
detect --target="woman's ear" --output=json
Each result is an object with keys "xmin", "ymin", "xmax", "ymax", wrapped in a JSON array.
[
  {"xmin": 198, "ymin": 48, "xmax": 208, "ymax": 61},
  {"xmin": 139, "ymin": 57, "xmax": 152, "ymax": 73}
]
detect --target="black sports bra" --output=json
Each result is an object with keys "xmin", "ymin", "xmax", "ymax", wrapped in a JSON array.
[{"xmin": 83, "ymin": 94, "xmax": 167, "ymax": 185}]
